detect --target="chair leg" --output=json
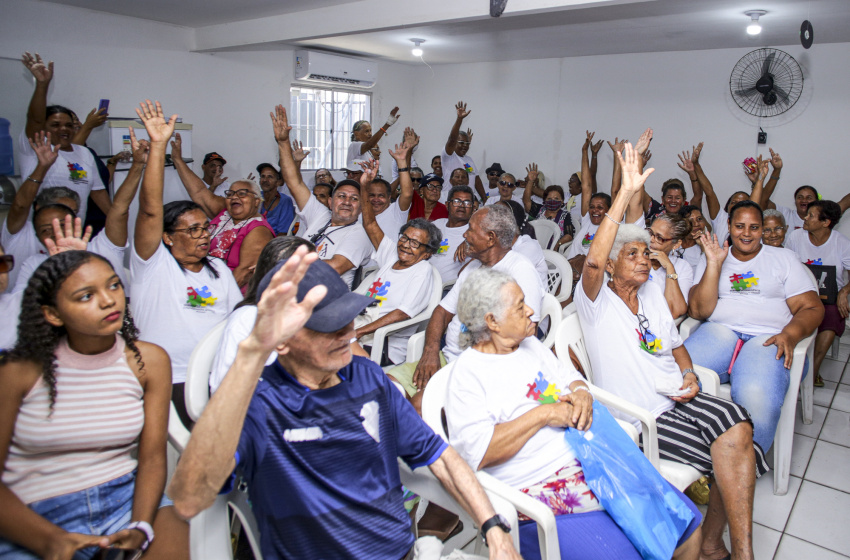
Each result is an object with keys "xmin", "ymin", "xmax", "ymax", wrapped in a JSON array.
[
  {"xmin": 773, "ymin": 400, "xmax": 798, "ymax": 496},
  {"xmin": 802, "ymin": 345, "xmax": 814, "ymax": 425}
]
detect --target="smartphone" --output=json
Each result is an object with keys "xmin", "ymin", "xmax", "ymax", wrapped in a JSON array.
[
  {"xmin": 102, "ymin": 548, "xmax": 143, "ymax": 560},
  {"xmin": 98, "ymin": 99, "xmax": 110, "ymax": 114}
]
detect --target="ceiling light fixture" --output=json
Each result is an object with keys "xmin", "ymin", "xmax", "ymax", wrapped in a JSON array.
[
  {"xmin": 745, "ymin": 10, "xmax": 766, "ymax": 35},
  {"xmin": 410, "ymin": 38, "xmax": 425, "ymax": 57}
]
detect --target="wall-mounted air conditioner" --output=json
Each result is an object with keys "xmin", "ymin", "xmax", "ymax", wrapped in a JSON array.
[{"xmin": 294, "ymin": 50, "xmax": 378, "ymax": 89}]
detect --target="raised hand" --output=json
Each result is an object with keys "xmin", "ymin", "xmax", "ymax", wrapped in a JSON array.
[
  {"xmin": 642, "ymin": 149, "xmax": 652, "ymax": 167},
  {"xmin": 82, "ymin": 107, "xmax": 108, "ymax": 130},
  {"xmin": 292, "ymin": 140, "xmax": 311, "ymax": 163},
  {"xmin": 590, "ymin": 139, "xmax": 604, "ymax": 155},
  {"xmin": 21, "ymin": 51, "xmax": 53, "ymax": 84},
  {"xmin": 677, "ymin": 150, "xmax": 695, "ymax": 174},
  {"xmin": 358, "ymin": 158, "xmax": 380, "ymax": 185},
  {"xmin": 28, "ymin": 131, "xmax": 59, "ymax": 169},
  {"xmin": 246, "ymin": 172, "xmax": 257, "ymax": 182},
  {"xmin": 455, "ymin": 101, "xmax": 471, "ymax": 120},
  {"xmin": 757, "ymin": 154, "xmax": 770, "ymax": 181},
  {"xmin": 699, "ymin": 231, "xmax": 728, "ymax": 265},
  {"xmin": 389, "ymin": 141, "xmax": 411, "ymax": 163},
  {"xmin": 691, "ymin": 142, "xmax": 704, "ymax": 164},
  {"xmin": 615, "ymin": 142, "xmax": 655, "ymax": 195},
  {"xmin": 526, "ymin": 162, "xmax": 539, "ymax": 183},
  {"xmin": 211, "ymin": 171, "xmax": 229, "ymax": 190},
  {"xmin": 384, "ymin": 106, "xmax": 401, "ymax": 128},
  {"xmin": 769, "ymin": 148, "xmax": 783, "ymax": 171},
  {"xmin": 247, "ymin": 246, "xmax": 326, "ymax": 354},
  {"xmin": 465, "ymin": 128, "xmax": 474, "ymax": 143},
  {"xmin": 607, "ymin": 137, "xmax": 627, "ymax": 155},
  {"xmin": 44, "ymin": 215, "xmax": 92, "ymax": 255},
  {"xmin": 583, "ymin": 130, "xmax": 595, "ymax": 150},
  {"xmin": 402, "ymin": 126, "xmax": 420, "ymax": 149},
  {"xmin": 170, "ymin": 132, "xmax": 183, "ymax": 160},
  {"xmin": 134, "ymin": 100, "xmax": 177, "ymax": 144},
  {"xmin": 634, "ymin": 128, "xmax": 653, "ymax": 155},
  {"xmin": 270, "ymin": 104, "xmax": 292, "ymax": 144},
  {"xmin": 128, "ymin": 128, "xmax": 149, "ymax": 164}
]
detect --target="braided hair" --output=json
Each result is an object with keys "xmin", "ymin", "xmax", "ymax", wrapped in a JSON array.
[{"xmin": 0, "ymin": 251, "xmax": 144, "ymax": 412}]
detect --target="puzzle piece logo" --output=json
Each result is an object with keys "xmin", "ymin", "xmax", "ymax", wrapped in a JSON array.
[
  {"xmin": 729, "ymin": 271, "xmax": 759, "ymax": 292},
  {"xmin": 186, "ymin": 285, "xmax": 218, "ymax": 307},
  {"xmin": 636, "ymin": 328, "xmax": 662, "ymax": 354},
  {"xmin": 806, "ymin": 258, "xmax": 823, "ymax": 266},
  {"xmin": 67, "ymin": 162, "xmax": 87, "ymax": 182},
  {"xmin": 526, "ymin": 372, "xmax": 561, "ymax": 404},
  {"xmin": 366, "ymin": 278, "xmax": 391, "ymax": 306},
  {"xmin": 437, "ymin": 238, "xmax": 450, "ymax": 254},
  {"xmin": 316, "ymin": 242, "xmax": 328, "ymax": 258},
  {"xmin": 581, "ymin": 232, "xmax": 594, "ymax": 246},
  {"xmin": 463, "ymin": 162, "xmax": 474, "ymax": 174}
]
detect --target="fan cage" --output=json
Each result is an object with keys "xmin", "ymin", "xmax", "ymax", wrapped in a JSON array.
[{"xmin": 729, "ymin": 48, "xmax": 804, "ymax": 117}]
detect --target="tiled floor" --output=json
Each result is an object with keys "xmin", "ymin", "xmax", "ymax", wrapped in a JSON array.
[{"xmin": 719, "ymin": 338, "xmax": 850, "ymax": 559}]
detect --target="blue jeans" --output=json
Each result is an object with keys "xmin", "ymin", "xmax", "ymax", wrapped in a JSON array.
[
  {"xmin": 684, "ymin": 322, "xmax": 802, "ymax": 452},
  {"xmin": 0, "ymin": 471, "xmax": 171, "ymax": 559}
]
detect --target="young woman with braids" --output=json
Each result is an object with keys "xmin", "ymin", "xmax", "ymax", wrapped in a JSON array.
[{"xmin": 0, "ymin": 251, "xmax": 188, "ymax": 559}]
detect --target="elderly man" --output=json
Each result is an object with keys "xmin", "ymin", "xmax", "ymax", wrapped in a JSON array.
[
  {"xmin": 255, "ymin": 162, "xmax": 294, "ymax": 236},
  {"xmin": 430, "ymin": 185, "xmax": 475, "ymax": 285},
  {"xmin": 273, "ymin": 105, "xmax": 372, "ymax": 287},
  {"xmin": 169, "ymin": 249, "xmax": 521, "ymax": 560},
  {"xmin": 441, "ymin": 101, "xmax": 486, "ymax": 202}
]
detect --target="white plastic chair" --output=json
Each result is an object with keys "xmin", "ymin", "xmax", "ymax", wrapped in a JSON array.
[
  {"xmin": 541, "ymin": 250, "xmax": 573, "ymax": 304},
  {"xmin": 557, "ymin": 240, "xmax": 572, "ymax": 257},
  {"xmin": 553, "ymin": 313, "xmax": 710, "ymax": 491},
  {"xmin": 286, "ymin": 219, "xmax": 300, "ymax": 236},
  {"xmin": 678, "ymin": 316, "xmax": 815, "ymax": 495},
  {"xmin": 529, "ymin": 219, "xmax": 560, "ymax": 250},
  {"xmin": 185, "ymin": 320, "xmax": 228, "ymax": 422},
  {"xmin": 354, "ymin": 265, "xmax": 443, "ymax": 366}
]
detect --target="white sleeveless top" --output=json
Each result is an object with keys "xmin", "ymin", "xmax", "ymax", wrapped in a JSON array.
[{"xmin": 3, "ymin": 337, "xmax": 144, "ymax": 504}]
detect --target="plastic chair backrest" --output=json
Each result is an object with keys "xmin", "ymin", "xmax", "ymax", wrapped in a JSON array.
[
  {"xmin": 541, "ymin": 249, "xmax": 573, "ymax": 303},
  {"xmin": 538, "ymin": 293, "xmax": 563, "ymax": 350},
  {"xmin": 554, "ymin": 312, "xmax": 594, "ymax": 381},
  {"xmin": 353, "ymin": 270, "xmax": 378, "ymax": 295},
  {"xmin": 185, "ymin": 320, "xmax": 228, "ymax": 422},
  {"xmin": 529, "ymin": 219, "xmax": 560, "ymax": 250}
]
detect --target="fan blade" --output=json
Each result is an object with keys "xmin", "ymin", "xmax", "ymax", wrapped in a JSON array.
[
  {"xmin": 773, "ymin": 83, "xmax": 790, "ymax": 100},
  {"xmin": 761, "ymin": 52, "xmax": 775, "ymax": 76},
  {"xmin": 734, "ymin": 87, "xmax": 760, "ymax": 97}
]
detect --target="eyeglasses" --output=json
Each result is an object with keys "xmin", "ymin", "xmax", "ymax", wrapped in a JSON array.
[
  {"xmin": 636, "ymin": 312, "xmax": 652, "ymax": 341},
  {"xmin": 0, "ymin": 255, "xmax": 14, "ymax": 274},
  {"xmin": 645, "ymin": 227, "xmax": 673, "ymax": 244},
  {"xmin": 487, "ymin": 171, "xmax": 500, "ymax": 177},
  {"xmin": 449, "ymin": 198, "xmax": 474, "ymax": 207},
  {"xmin": 457, "ymin": 141, "xmax": 470, "ymax": 147},
  {"xmin": 499, "ymin": 180, "xmax": 516, "ymax": 188},
  {"xmin": 399, "ymin": 233, "xmax": 425, "ymax": 250},
  {"xmin": 423, "ymin": 183, "xmax": 442, "ymax": 191},
  {"xmin": 345, "ymin": 170, "xmax": 363, "ymax": 178},
  {"xmin": 763, "ymin": 226, "xmax": 787, "ymax": 235},
  {"xmin": 172, "ymin": 223, "xmax": 214, "ymax": 239},
  {"xmin": 316, "ymin": 172, "xmax": 332, "ymax": 178},
  {"xmin": 224, "ymin": 189, "xmax": 257, "ymax": 199}
]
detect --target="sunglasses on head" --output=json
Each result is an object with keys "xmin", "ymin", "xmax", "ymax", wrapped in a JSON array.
[{"xmin": 0, "ymin": 255, "xmax": 14, "ymax": 274}]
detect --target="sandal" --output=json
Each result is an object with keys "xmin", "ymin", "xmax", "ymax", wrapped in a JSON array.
[{"xmin": 814, "ymin": 373, "xmax": 825, "ymax": 388}]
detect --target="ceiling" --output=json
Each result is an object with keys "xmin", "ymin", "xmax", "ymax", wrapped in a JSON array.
[{"xmin": 40, "ymin": 0, "xmax": 850, "ymax": 64}]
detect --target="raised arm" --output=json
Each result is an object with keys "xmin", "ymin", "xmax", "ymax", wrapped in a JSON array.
[
  {"xmin": 589, "ymin": 134, "xmax": 602, "ymax": 194},
  {"xmin": 72, "ymin": 107, "xmax": 108, "ymax": 146},
  {"xmin": 6, "ymin": 132, "xmax": 58, "ymax": 235},
  {"xmin": 358, "ymin": 107, "xmax": 399, "ymax": 155},
  {"xmin": 692, "ymin": 144, "xmax": 721, "ymax": 219},
  {"xmin": 748, "ymin": 155, "xmax": 770, "ymax": 212},
  {"xmin": 581, "ymin": 143, "xmax": 654, "ymax": 301},
  {"xmin": 758, "ymin": 148, "xmax": 783, "ymax": 210},
  {"xmin": 633, "ymin": 128, "xmax": 654, "ymax": 215},
  {"xmin": 21, "ymin": 52, "xmax": 53, "ymax": 139},
  {"xmin": 687, "ymin": 232, "xmax": 728, "ymax": 319},
  {"xmin": 625, "ymin": 130, "xmax": 652, "ymax": 224},
  {"xmin": 103, "ymin": 128, "xmax": 147, "ymax": 247},
  {"xmin": 390, "ymin": 133, "xmax": 415, "ymax": 212},
  {"xmin": 678, "ymin": 148, "xmax": 700, "ymax": 207},
  {"xmin": 170, "ymin": 248, "xmax": 325, "ymax": 519},
  {"xmin": 608, "ymin": 137, "xmax": 626, "ymax": 200},
  {"xmin": 579, "ymin": 135, "xmax": 593, "ymax": 217},
  {"xmin": 358, "ymin": 159, "xmax": 385, "ymax": 250},
  {"xmin": 134, "ymin": 100, "xmax": 178, "ymax": 261},
  {"xmin": 271, "ymin": 105, "xmax": 312, "ymax": 211},
  {"xmin": 169, "ymin": 132, "xmax": 226, "ymax": 218},
  {"xmin": 522, "ymin": 163, "xmax": 539, "ymax": 213},
  {"xmin": 444, "ymin": 101, "xmax": 471, "ymax": 155}
]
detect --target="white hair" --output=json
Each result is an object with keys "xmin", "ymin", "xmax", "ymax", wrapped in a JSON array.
[
  {"xmin": 456, "ymin": 268, "xmax": 516, "ymax": 350},
  {"xmin": 232, "ymin": 179, "xmax": 262, "ymax": 198},
  {"xmin": 609, "ymin": 223, "xmax": 651, "ymax": 261},
  {"xmin": 763, "ymin": 208, "xmax": 786, "ymax": 226},
  {"xmin": 479, "ymin": 204, "xmax": 519, "ymax": 248}
]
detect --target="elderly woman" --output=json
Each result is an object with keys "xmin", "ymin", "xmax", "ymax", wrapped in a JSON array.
[
  {"xmin": 170, "ymin": 135, "xmax": 274, "ymax": 291},
  {"xmin": 524, "ymin": 183, "xmax": 574, "ymax": 250},
  {"xmin": 646, "ymin": 212, "xmax": 695, "ymax": 317},
  {"xmin": 762, "ymin": 209, "xmax": 788, "ymax": 247},
  {"xmin": 676, "ymin": 205, "xmax": 708, "ymax": 271},
  {"xmin": 131, "ymin": 101, "xmax": 242, "ymax": 427},
  {"xmin": 446, "ymin": 268, "xmax": 702, "ymax": 560},
  {"xmin": 577, "ymin": 143, "xmax": 768, "ymax": 560},
  {"xmin": 484, "ymin": 173, "xmax": 523, "ymax": 206},
  {"xmin": 686, "ymin": 200, "xmax": 823, "ymax": 452},
  {"xmin": 346, "ymin": 107, "xmax": 400, "ymax": 170},
  {"xmin": 314, "ymin": 168, "xmax": 337, "ymax": 189}
]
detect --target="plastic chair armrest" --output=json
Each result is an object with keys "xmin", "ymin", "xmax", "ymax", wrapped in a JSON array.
[{"xmin": 590, "ymin": 386, "xmax": 660, "ymax": 468}]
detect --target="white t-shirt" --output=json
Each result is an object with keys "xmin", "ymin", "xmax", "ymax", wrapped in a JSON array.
[
  {"xmin": 1, "ymin": 222, "xmax": 43, "ymax": 292},
  {"xmin": 297, "ymin": 196, "xmax": 373, "ymax": 288},
  {"xmin": 17, "ymin": 129, "xmax": 105, "ymax": 221},
  {"xmin": 346, "ymin": 141, "xmax": 370, "ymax": 171},
  {"xmin": 778, "ymin": 206, "xmax": 805, "ymax": 231},
  {"xmin": 567, "ymin": 213, "xmax": 645, "ymax": 259},
  {"xmin": 484, "ymin": 195, "xmax": 524, "ymax": 207},
  {"xmin": 362, "ymin": 236, "xmax": 434, "ymax": 364},
  {"xmin": 209, "ymin": 305, "xmax": 276, "ymax": 393},
  {"xmin": 675, "ymin": 244, "xmax": 703, "ymax": 273},
  {"xmin": 429, "ymin": 219, "xmax": 470, "ymax": 284},
  {"xmin": 0, "ymin": 291, "xmax": 23, "ymax": 350},
  {"xmin": 390, "ymin": 156, "xmax": 419, "ymax": 183},
  {"xmin": 566, "ymin": 193, "xmax": 582, "ymax": 226},
  {"xmin": 440, "ymin": 250, "xmax": 544, "ymax": 361},
  {"xmin": 11, "ymin": 232, "xmax": 128, "ymax": 295},
  {"xmin": 785, "ymin": 229, "xmax": 850, "ymax": 291},
  {"xmin": 575, "ymin": 280, "xmax": 682, "ymax": 428},
  {"xmin": 693, "ymin": 244, "xmax": 815, "ymax": 337},
  {"xmin": 375, "ymin": 201, "xmax": 409, "ymax": 239},
  {"xmin": 712, "ymin": 209, "xmax": 729, "ymax": 247},
  {"xmin": 446, "ymin": 337, "xmax": 583, "ymax": 488},
  {"xmin": 130, "ymin": 243, "xmax": 241, "ymax": 384},
  {"xmin": 513, "ymin": 234, "xmax": 548, "ymax": 285},
  {"xmin": 647, "ymin": 254, "xmax": 695, "ymax": 304},
  {"xmin": 203, "ymin": 178, "xmax": 231, "ymax": 194},
  {"xmin": 440, "ymin": 149, "xmax": 478, "ymax": 201}
]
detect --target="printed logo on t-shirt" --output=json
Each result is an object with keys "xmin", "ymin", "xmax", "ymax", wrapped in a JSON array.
[
  {"xmin": 360, "ymin": 401, "xmax": 381, "ymax": 443},
  {"xmin": 463, "ymin": 162, "xmax": 474, "ymax": 174},
  {"xmin": 636, "ymin": 328, "xmax": 662, "ymax": 354},
  {"xmin": 581, "ymin": 233, "xmax": 594, "ymax": 246},
  {"xmin": 437, "ymin": 239, "xmax": 450, "ymax": 255},
  {"xmin": 186, "ymin": 285, "xmax": 218, "ymax": 308},
  {"xmin": 526, "ymin": 372, "xmax": 561, "ymax": 404},
  {"xmin": 316, "ymin": 242, "xmax": 328, "ymax": 258},
  {"xmin": 367, "ymin": 278, "xmax": 391, "ymax": 306},
  {"xmin": 730, "ymin": 271, "xmax": 759, "ymax": 292},
  {"xmin": 806, "ymin": 258, "xmax": 823, "ymax": 265},
  {"xmin": 67, "ymin": 162, "xmax": 88, "ymax": 183}
]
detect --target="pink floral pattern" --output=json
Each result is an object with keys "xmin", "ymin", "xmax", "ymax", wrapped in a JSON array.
[{"xmin": 517, "ymin": 458, "xmax": 602, "ymax": 521}]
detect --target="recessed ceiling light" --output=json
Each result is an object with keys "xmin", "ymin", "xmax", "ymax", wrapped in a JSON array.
[
  {"xmin": 410, "ymin": 38, "xmax": 425, "ymax": 57},
  {"xmin": 745, "ymin": 10, "xmax": 766, "ymax": 35}
]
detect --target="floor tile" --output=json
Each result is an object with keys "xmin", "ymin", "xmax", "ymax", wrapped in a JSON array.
[
  {"xmin": 820, "ymin": 409, "xmax": 850, "ymax": 447},
  {"xmin": 806, "ymin": 440, "xmax": 850, "ymax": 493},
  {"xmin": 774, "ymin": 534, "xmax": 850, "ymax": 560},
  {"xmin": 820, "ymin": 358, "xmax": 846, "ymax": 383},
  {"xmin": 789, "ymin": 433, "xmax": 817, "ymax": 478},
  {"xmin": 832, "ymin": 382, "xmax": 850, "ymax": 413},
  {"xmin": 752, "ymin": 472, "xmax": 801, "ymax": 531},
  {"xmin": 720, "ymin": 522, "xmax": 781, "ymax": 560},
  {"xmin": 794, "ymin": 403, "xmax": 827, "ymax": 438},
  {"xmin": 786, "ymin": 481, "xmax": 850, "ymax": 555},
  {"xmin": 814, "ymin": 380, "xmax": 839, "ymax": 408}
]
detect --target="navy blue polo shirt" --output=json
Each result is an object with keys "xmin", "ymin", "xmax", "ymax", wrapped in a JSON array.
[{"xmin": 234, "ymin": 356, "xmax": 447, "ymax": 559}]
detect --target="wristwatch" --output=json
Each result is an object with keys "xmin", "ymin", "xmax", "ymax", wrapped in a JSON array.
[
  {"xmin": 480, "ymin": 514, "xmax": 511, "ymax": 545},
  {"xmin": 666, "ymin": 273, "xmax": 678, "ymax": 280},
  {"xmin": 125, "ymin": 520, "xmax": 155, "ymax": 551}
]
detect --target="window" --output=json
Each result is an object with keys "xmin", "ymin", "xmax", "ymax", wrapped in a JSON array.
[{"xmin": 289, "ymin": 86, "xmax": 371, "ymax": 170}]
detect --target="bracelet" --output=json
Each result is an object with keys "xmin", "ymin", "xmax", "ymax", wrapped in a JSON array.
[
  {"xmin": 770, "ymin": 175, "xmax": 780, "ymax": 180},
  {"xmin": 25, "ymin": 176, "xmax": 43, "ymax": 184},
  {"xmin": 397, "ymin": 167, "xmax": 409, "ymax": 173},
  {"xmin": 689, "ymin": 176, "xmax": 698, "ymax": 182},
  {"xmin": 380, "ymin": 126, "xmax": 388, "ymax": 133},
  {"xmin": 125, "ymin": 520, "xmax": 154, "ymax": 551},
  {"xmin": 573, "ymin": 385, "xmax": 592, "ymax": 395},
  {"xmin": 603, "ymin": 213, "xmax": 620, "ymax": 225},
  {"xmin": 682, "ymin": 368, "xmax": 696, "ymax": 377}
]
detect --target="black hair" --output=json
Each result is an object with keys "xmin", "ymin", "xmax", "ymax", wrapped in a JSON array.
[
  {"xmin": 400, "ymin": 218, "xmax": 442, "ymax": 254},
  {"xmin": 499, "ymin": 200, "xmax": 536, "ymax": 239},
  {"xmin": 35, "ymin": 186, "xmax": 81, "ymax": 210},
  {"xmin": 45, "ymin": 105, "xmax": 75, "ymax": 120},
  {"xmin": 448, "ymin": 185, "xmax": 474, "ymax": 201},
  {"xmin": 544, "ymin": 185, "xmax": 565, "ymax": 200},
  {"xmin": 431, "ymin": 155, "xmax": 441, "ymax": 164},
  {"xmin": 728, "ymin": 200, "xmax": 764, "ymax": 224},
  {"xmin": 794, "ymin": 185, "xmax": 819, "ymax": 200},
  {"xmin": 162, "ymin": 200, "xmax": 219, "ymax": 279},
  {"xmin": 314, "ymin": 168, "xmax": 336, "ymax": 187},
  {"xmin": 661, "ymin": 179, "xmax": 687, "ymax": 199},
  {"xmin": 1, "ymin": 251, "xmax": 143, "ymax": 412},
  {"xmin": 724, "ymin": 191, "xmax": 750, "ymax": 212},
  {"xmin": 678, "ymin": 204, "xmax": 702, "ymax": 218},
  {"xmin": 370, "ymin": 178, "xmax": 392, "ymax": 198},
  {"xmin": 255, "ymin": 163, "xmax": 280, "ymax": 179},
  {"xmin": 808, "ymin": 200, "xmax": 841, "ymax": 230},
  {"xmin": 237, "ymin": 237, "xmax": 316, "ymax": 309},
  {"xmin": 33, "ymin": 203, "xmax": 76, "ymax": 227},
  {"xmin": 590, "ymin": 192, "xmax": 612, "ymax": 209}
]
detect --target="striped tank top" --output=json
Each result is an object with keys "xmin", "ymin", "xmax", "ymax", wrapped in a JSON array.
[{"xmin": 3, "ymin": 336, "xmax": 145, "ymax": 504}]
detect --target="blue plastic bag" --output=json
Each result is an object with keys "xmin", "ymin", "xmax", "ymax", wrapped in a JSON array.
[{"xmin": 563, "ymin": 401, "xmax": 695, "ymax": 560}]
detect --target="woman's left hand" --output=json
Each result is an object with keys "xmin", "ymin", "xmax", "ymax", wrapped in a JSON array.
[
  {"xmin": 838, "ymin": 288, "xmax": 850, "ymax": 319},
  {"xmin": 671, "ymin": 372, "xmax": 700, "ymax": 403},
  {"xmin": 764, "ymin": 332, "xmax": 798, "ymax": 369},
  {"xmin": 561, "ymin": 389, "xmax": 593, "ymax": 430}
]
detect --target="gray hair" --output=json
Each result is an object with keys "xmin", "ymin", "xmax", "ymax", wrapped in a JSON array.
[
  {"xmin": 457, "ymin": 268, "xmax": 516, "ymax": 350},
  {"xmin": 763, "ymin": 208, "xmax": 786, "ymax": 226},
  {"xmin": 499, "ymin": 173, "xmax": 516, "ymax": 184},
  {"xmin": 609, "ymin": 224, "xmax": 651, "ymax": 261},
  {"xmin": 232, "ymin": 179, "xmax": 262, "ymax": 198},
  {"xmin": 35, "ymin": 187, "xmax": 80, "ymax": 210},
  {"xmin": 652, "ymin": 212, "xmax": 691, "ymax": 242},
  {"xmin": 479, "ymin": 205, "xmax": 519, "ymax": 248},
  {"xmin": 400, "ymin": 218, "xmax": 442, "ymax": 254}
]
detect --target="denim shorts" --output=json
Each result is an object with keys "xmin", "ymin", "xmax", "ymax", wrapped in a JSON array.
[{"xmin": 0, "ymin": 470, "xmax": 172, "ymax": 560}]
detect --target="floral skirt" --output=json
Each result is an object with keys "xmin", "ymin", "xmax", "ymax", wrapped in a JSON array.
[{"xmin": 517, "ymin": 458, "xmax": 603, "ymax": 521}]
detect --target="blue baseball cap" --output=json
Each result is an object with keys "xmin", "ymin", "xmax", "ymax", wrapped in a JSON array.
[
  {"xmin": 419, "ymin": 173, "xmax": 443, "ymax": 188},
  {"xmin": 256, "ymin": 259, "xmax": 373, "ymax": 333}
]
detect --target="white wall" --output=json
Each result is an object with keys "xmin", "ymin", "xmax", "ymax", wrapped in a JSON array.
[
  {"xmin": 0, "ymin": 0, "xmax": 415, "ymax": 181},
  {"xmin": 407, "ymin": 43, "xmax": 850, "ymax": 209}
]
